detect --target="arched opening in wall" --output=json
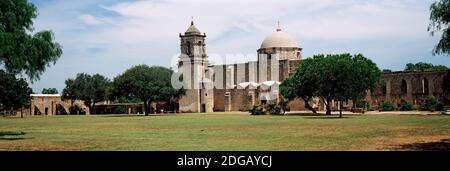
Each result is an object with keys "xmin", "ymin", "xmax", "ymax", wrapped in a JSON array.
[
  {"xmin": 443, "ymin": 75, "xmax": 450, "ymax": 95},
  {"xmin": 422, "ymin": 78, "xmax": 429, "ymax": 94},
  {"xmin": 186, "ymin": 41, "xmax": 191, "ymax": 55},
  {"xmin": 201, "ymin": 104, "xmax": 206, "ymax": 113},
  {"xmin": 56, "ymin": 104, "xmax": 68, "ymax": 115},
  {"xmin": 382, "ymin": 82, "xmax": 387, "ymax": 95},
  {"xmin": 34, "ymin": 106, "xmax": 42, "ymax": 115},
  {"xmin": 401, "ymin": 79, "xmax": 407, "ymax": 95}
]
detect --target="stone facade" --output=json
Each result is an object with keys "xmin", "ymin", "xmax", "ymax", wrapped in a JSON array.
[
  {"xmin": 178, "ymin": 21, "xmax": 214, "ymax": 113},
  {"xmin": 30, "ymin": 94, "xmax": 89, "ymax": 115},
  {"xmin": 366, "ymin": 70, "xmax": 450, "ymax": 109}
]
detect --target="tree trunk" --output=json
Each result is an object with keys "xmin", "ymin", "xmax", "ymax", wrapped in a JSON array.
[
  {"xmin": 71, "ymin": 100, "xmax": 74, "ymax": 115},
  {"xmin": 325, "ymin": 99, "xmax": 332, "ymax": 115},
  {"xmin": 92, "ymin": 102, "xmax": 96, "ymax": 114},
  {"xmin": 339, "ymin": 101, "xmax": 343, "ymax": 118},
  {"xmin": 304, "ymin": 98, "xmax": 317, "ymax": 114},
  {"xmin": 89, "ymin": 104, "xmax": 93, "ymax": 115},
  {"xmin": 144, "ymin": 101, "xmax": 149, "ymax": 116}
]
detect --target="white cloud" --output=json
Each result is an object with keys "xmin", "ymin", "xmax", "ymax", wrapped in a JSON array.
[{"xmin": 79, "ymin": 14, "xmax": 112, "ymax": 26}]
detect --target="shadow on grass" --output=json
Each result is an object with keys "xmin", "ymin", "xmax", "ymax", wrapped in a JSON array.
[
  {"xmin": 98, "ymin": 114, "xmax": 148, "ymax": 117},
  {"xmin": 303, "ymin": 116, "xmax": 351, "ymax": 119},
  {"xmin": 395, "ymin": 139, "xmax": 450, "ymax": 151},
  {"xmin": 286, "ymin": 113, "xmax": 324, "ymax": 116},
  {"xmin": 286, "ymin": 112, "xmax": 363, "ymax": 117},
  {"xmin": 0, "ymin": 131, "xmax": 29, "ymax": 141},
  {"xmin": 0, "ymin": 137, "xmax": 29, "ymax": 140},
  {"xmin": 98, "ymin": 114, "xmax": 180, "ymax": 117},
  {"xmin": 0, "ymin": 131, "xmax": 25, "ymax": 136}
]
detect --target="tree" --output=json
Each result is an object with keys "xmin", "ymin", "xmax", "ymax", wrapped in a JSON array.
[
  {"xmin": 429, "ymin": 0, "xmax": 450, "ymax": 55},
  {"xmin": 113, "ymin": 97, "xmax": 142, "ymax": 103},
  {"xmin": 330, "ymin": 54, "xmax": 381, "ymax": 117},
  {"xmin": 281, "ymin": 54, "xmax": 381, "ymax": 117},
  {"xmin": 405, "ymin": 62, "xmax": 448, "ymax": 71},
  {"xmin": 0, "ymin": 0, "xmax": 62, "ymax": 81},
  {"xmin": 62, "ymin": 73, "xmax": 111, "ymax": 114},
  {"xmin": 0, "ymin": 70, "xmax": 33, "ymax": 112},
  {"xmin": 111, "ymin": 65, "xmax": 185, "ymax": 116},
  {"xmin": 42, "ymin": 88, "xmax": 58, "ymax": 94},
  {"xmin": 280, "ymin": 58, "xmax": 318, "ymax": 114}
]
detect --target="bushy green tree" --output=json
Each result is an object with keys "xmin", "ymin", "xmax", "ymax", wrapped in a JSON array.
[
  {"xmin": 113, "ymin": 97, "xmax": 142, "ymax": 103},
  {"xmin": 405, "ymin": 62, "xmax": 448, "ymax": 71},
  {"xmin": 429, "ymin": 0, "xmax": 450, "ymax": 55},
  {"xmin": 62, "ymin": 73, "xmax": 111, "ymax": 114},
  {"xmin": 42, "ymin": 88, "xmax": 58, "ymax": 94},
  {"xmin": 0, "ymin": 0, "xmax": 62, "ymax": 81},
  {"xmin": 0, "ymin": 70, "xmax": 33, "ymax": 111},
  {"xmin": 280, "ymin": 58, "xmax": 318, "ymax": 113},
  {"xmin": 111, "ymin": 65, "xmax": 185, "ymax": 116},
  {"xmin": 282, "ymin": 53, "xmax": 381, "ymax": 117}
]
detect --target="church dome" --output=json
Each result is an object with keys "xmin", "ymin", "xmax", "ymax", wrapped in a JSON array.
[{"xmin": 260, "ymin": 28, "xmax": 298, "ymax": 49}]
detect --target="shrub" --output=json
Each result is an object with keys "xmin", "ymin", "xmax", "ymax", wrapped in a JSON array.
[
  {"xmin": 400, "ymin": 102, "xmax": 413, "ymax": 111},
  {"xmin": 266, "ymin": 104, "xmax": 283, "ymax": 115},
  {"xmin": 444, "ymin": 105, "xmax": 450, "ymax": 111},
  {"xmin": 354, "ymin": 100, "xmax": 372, "ymax": 111},
  {"xmin": 423, "ymin": 96, "xmax": 439, "ymax": 111},
  {"xmin": 249, "ymin": 105, "xmax": 265, "ymax": 115},
  {"xmin": 114, "ymin": 106, "xmax": 128, "ymax": 114},
  {"xmin": 355, "ymin": 100, "xmax": 366, "ymax": 108},
  {"xmin": 412, "ymin": 105, "xmax": 421, "ymax": 110},
  {"xmin": 380, "ymin": 101, "xmax": 394, "ymax": 111},
  {"xmin": 69, "ymin": 106, "xmax": 85, "ymax": 114},
  {"xmin": 436, "ymin": 102, "xmax": 445, "ymax": 111},
  {"xmin": 278, "ymin": 98, "xmax": 289, "ymax": 114}
]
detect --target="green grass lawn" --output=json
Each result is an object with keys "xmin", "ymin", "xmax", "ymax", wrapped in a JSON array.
[{"xmin": 1, "ymin": 113, "xmax": 449, "ymax": 151}]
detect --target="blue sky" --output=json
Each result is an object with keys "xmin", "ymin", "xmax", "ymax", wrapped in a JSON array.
[{"xmin": 27, "ymin": 0, "xmax": 449, "ymax": 93}]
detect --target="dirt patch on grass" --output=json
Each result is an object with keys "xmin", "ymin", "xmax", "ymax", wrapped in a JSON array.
[
  {"xmin": 0, "ymin": 139, "xmax": 91, "ymax": 151},
  {"xmin": 373, "ymin": 135, "xmax": 450, "ymax": 151}
]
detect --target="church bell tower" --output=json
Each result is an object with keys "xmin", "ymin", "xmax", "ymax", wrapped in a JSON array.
[{"xmin": 178, "ymin": 20, "xmax": 213, "ymax": 113}]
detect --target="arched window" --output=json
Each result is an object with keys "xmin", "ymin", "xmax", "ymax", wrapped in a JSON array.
[
  {"xmin": 422, "ymin": 78, "xmax": 429, "ymax": 94},
  {"xmin": 381, "ymin": 80, "xmax": 387, "ymax": 95},
  {"xmin": 186, "ymin": 41, "xmax": 191, "ymax": 55},
  {"xmin": 401, "ymin": 80, "xmax": 407, "ymax": 95}
]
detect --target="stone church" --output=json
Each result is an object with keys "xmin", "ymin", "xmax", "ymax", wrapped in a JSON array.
[
  {"xmin": 177, "ymin": 21, "xmax": 305, "ymax": 113},
  {"xmin": 177, "ymin": 21, "xmax": 450, "ymax": 113}
]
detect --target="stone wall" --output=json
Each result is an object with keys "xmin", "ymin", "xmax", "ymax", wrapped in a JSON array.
[
  {"xmin": 30, "ymin": 95, "xmax": 89, "ymax": 115},
  {"xmin": 367, "ymin": 70, "xmax": 450, "ymax": 108}
]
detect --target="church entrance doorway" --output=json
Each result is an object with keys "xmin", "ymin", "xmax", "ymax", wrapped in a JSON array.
[{"xmin": 201, "ymin": 104, "xmax": 206, "ymax": 113}]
